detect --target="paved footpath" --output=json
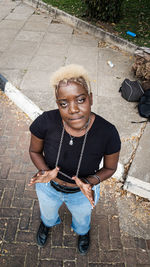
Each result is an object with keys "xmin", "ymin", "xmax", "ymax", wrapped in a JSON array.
[{"xmin": 0, "ymin": 91, "xmax": 150, "ymax": 266}]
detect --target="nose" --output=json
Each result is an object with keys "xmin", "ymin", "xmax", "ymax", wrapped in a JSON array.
[{"xmin": 68, "ymin": 101, "xmax": 79, "ymax": 114}]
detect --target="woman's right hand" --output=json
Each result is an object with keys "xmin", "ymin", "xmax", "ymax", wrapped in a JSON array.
[{"xmin": 28, "ymin": 167, "xmax": 59, "ymax": 186}]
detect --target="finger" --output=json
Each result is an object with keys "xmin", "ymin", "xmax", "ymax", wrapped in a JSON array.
[
  {"xmin": 51, "ymin": 166, "xmax": 60, "ymax": 175},
  {"xmin": 28, "ymin": 179, "xmax": 36, "ymax": 186}
]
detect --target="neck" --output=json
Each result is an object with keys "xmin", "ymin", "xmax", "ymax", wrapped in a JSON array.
[
  {"xmin": 63, "ymin": 115, "xmax": 92, "ymax": 138},
  {"xmin": 64, "ymin": 116, "xmax": 91, "ymax": 132}
]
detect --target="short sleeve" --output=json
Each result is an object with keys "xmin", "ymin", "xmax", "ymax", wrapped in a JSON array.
[
  {"xmin": 29, "ymin": 112, "xmax": 47, "ymax": 139},
  {"xmin": 105, "ymin": 125, "xmax": 121, "ymax": 155}
]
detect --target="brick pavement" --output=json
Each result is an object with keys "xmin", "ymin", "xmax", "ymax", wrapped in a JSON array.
[{"xmin": 0, "ymin": 91, "xmax": 150, "ymax": 266}]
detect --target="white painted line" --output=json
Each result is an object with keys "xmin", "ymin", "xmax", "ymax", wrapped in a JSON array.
[
  {"xmin": 4, "ymin": 81, "xmax": 43, "ymax": 121},
  {"xmin": 124, "ymin": 176, "xmax": 150, "ymax": 200}
]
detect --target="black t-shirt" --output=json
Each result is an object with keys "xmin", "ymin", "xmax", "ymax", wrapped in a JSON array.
[{"xmin": 30, "ymin": 109, "xmax": 121, "ymax": 184}]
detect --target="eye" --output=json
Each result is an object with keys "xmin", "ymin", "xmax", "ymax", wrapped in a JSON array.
[
  {"xmin": 59, "ymin": 102, "xmax": 68, "ymax": 108},
  {"xmin": 77, "ymin": 98, "xmax": 86, "ymax": 104}
]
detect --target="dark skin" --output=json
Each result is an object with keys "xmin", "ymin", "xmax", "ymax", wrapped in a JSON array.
[{"xmin": 29, "ymin": 81, "xmax": 120, "ymax": 208}]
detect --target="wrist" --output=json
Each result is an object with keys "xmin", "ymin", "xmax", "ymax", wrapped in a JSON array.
[
  {"xmin": 38, "ymin": 169, "xmax": 50, "ymax": 175},
  {"xmin": 82, "ymin": 178, "xmax": 93, "ymax": 186},
  {"xmin": 93, "ymin": 174, "xmax": 101, "ymax": 183},
  {"xmin": 88, "ymin": 174, "xmax": 101, "ymax": 185}
]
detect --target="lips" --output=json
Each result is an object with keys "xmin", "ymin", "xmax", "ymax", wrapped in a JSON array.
[{"xmin": 68, "ymin": 116, "xmax": 84, "ymax": 121}]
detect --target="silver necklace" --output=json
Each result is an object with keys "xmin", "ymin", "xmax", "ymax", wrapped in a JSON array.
[
  {"xmin": 69, "ymin": 135, "xmax": 75, "ymax": 146},
  {"xmin": 55, "ymin": 117, "xmax": 90, "ymax": 180}
]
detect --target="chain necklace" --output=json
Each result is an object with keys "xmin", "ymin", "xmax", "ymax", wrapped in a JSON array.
[{"xmin": 55, "ymin": 117, "xmax": 90, "ymax": 180}]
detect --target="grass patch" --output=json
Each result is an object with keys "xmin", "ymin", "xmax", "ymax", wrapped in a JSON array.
[
  {"xmin": 43, "ymin": 0, "xmax": 87, "ymax": 18},
  {"xmin": 43, "ymin": 0, "xmax": 150, "ymax": 47}
]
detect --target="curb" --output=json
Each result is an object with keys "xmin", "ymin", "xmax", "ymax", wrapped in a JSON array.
[
  {"xmin": 23, "ymin": 0, "xmax": 138, "ymax": 54},
  {"xmin": 0, "ymin": 74, "xmax": 43, "ymax": 121},
  {"xmin": 124, "ymin": 176, "xmax": 150, "ymax": 200}
]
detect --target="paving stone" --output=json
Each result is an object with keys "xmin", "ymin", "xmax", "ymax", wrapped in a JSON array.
[
  {"xmin": 0, "ymin": 53, "xmax": 33, "ymax": 69},
  {"xmin": 43, "ymin": 32, "xmax": 72, "ymax": 44},
  {"xmin": 99, "ymin": 249, "xmax": 124, "ymax": 263},
  {"xmin": 0, "ymin": 255, "xmax": 25, "ymax": 267},
  {"xmin": 136, "ymin": 249, "xmax": 150, "ymax": 264},
  {"xmin": 63, "ymin": 261, "xmax": 76, "ymax": 267},
  {"xmin": 72, "ymin": 32, "xmax": 98, "ymax": 47},
  {"xmin": 51, "ymin": 224, "xmax": 64, "ymax": 247},
  {"xmin": 0, "ymin": 208, "xmax": 21, "ymax": 218},
  {"xmin": 7, "ymin": 40, "xmax": 39, "ymax": 56},
  {"xmin": 28, "ymin": 55, "xmax": 65, "ymax": 71},
  {"xmin": 123, "ymin": 248, "xmax": 137, "ymax": 266},
  {"xmin": 25, "ymin": 244, "xmax": 39, "ymax": 266},
  {"xmin": 2, "ymin": 242, "xmax": 28, "ymax": 255},
  {"xmin": 63, "ymin": 234, "xmax": 76, "ymax": 248},
  {"xmin": 20, "ymin": 69, "xmax": 51, "ymax": 93},
  {"xmin": 1, "ymin": 188, "xmax": 14, "ymax": 207},
  {"xmin": 48, "ymin": 23, "xmax": 73, "ymax": 34},
  {"xmin": 4, "ymin": 219, "xmax": 19, "ymax": 242},
  {"xmin": 88, "ymin": 225, "xmax": 100, "ymax": 263},
  {"xmin": 0, "ymin": 219, "xmax": 8, "ymax": 229},
  {"xmin": 50, "ymin": 247, "xmax": 76, "ymax": 260},
  {"xmin": 127, "ymin": 123, "xmax": 150, "ymax": 183},
  {"xmin": 39, "ymin": 260, "xmax": 63, "ymax": 267},
  {"xmin": 12, "ymin": 197, "xmax": 33, "ymax": 209},
  {"xmin": 0, "ymin": 19, "xmax": 26, "ymax": 30},
  {"xmin": 36, "ymin": 42, "xmax": 69, "ymax": 57},
  {"xmin": 6, "ymin": 3, "xmax": 34, "ymax": 20},
  {"xmin": 97, "ymin": 216, "xmax": 110, "ymax": 249},
  {"xmin": 15, "ymin": 30, "xmax": 45, "ymax": 42},
  {"xmin": 19, "ymin": 209, "xmax": 31, "ymax": 230},
  {"xmin": 0, "ymin": 164, "xmax": 11, "ymax": 179},
  {"xmin": 23, "ymin": 20, "xmax": 50, "ymax": 31},
  {"xmin": 76, "ymin": 253, "xmax": 89, "ymax": 267},
  {"xmin": 16, "ymin": 230, "xmax": 35, "ymax": 243},
  {"xmin": 146, "ymin": 240, "xmax": 150, "ymax": 250},
  {"xmin": 0, "ymin": 228, "xmax": 5, "ymax": 240},
  {"xmin": 0, "ymin": 29, "xmax": 19, "ymax": 51}
]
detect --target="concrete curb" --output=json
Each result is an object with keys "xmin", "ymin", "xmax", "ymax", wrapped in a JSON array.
[
  {"xmin": 124, "ymin": 176, "xmax": 150, "ymax": 200},
  {"xmin": 23, "ymin": 0, "xmax": 138, "ymax": 54},
  {"xmin": 0, "ymin": 74, "xmax": 43, "ymax": 121}
]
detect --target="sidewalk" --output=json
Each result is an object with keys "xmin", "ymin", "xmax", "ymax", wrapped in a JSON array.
[{"xmin": 0, "ymin": 91, "xmax": 150, "ymax": 266}]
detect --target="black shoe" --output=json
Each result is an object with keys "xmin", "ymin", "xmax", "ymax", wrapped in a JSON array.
[
  {"xmin": 78, "ymin": 231, "xmax": 90, "ymax": 255},
  {"xmin": 36, "ymin": 221, "xmax": 49, "ymax": 247}
]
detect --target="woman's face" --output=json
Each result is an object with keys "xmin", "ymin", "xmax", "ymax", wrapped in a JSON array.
[{"xmin": 56, "ymin": 81, "xmax": 93, "ymax": 130}]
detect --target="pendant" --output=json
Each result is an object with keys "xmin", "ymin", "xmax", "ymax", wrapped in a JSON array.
[{"xmin": 69, "ymin": 139, "xmax": 73, "ymax": 145}]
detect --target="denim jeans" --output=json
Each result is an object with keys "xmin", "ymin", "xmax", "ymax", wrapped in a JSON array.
[{"xmin": 36, "ymin": 181, "xmax": 100, "ymax": 235}]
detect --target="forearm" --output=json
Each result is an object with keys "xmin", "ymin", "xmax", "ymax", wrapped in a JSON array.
[
  {"xmin": 86, "ymin": 167, "xmax": 117, "ymax": 185},
  {"xmin": 29, "ymin": 151, "xmax": 49, "ymax": 171}
]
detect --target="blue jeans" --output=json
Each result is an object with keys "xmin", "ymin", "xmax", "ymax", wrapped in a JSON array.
[{"xmin": 36, "ymin": 182, "xmax": 100, "ymax": 235}]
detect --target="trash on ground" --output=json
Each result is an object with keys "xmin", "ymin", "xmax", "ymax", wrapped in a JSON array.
[
  {"xmin": 126, "ymin": 31, "xmax": 136, "ymax": 37},
  {"xmin": 107, "ymin": 61, "xmax": 114, "ymax": 68}
]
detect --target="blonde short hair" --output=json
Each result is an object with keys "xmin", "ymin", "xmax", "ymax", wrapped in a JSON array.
[{"xmin": 50, "ymin": 64, "xmax": 91, "ymax": 93}]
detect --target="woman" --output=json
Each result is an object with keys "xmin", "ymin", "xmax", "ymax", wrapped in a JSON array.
[{"xmin": 28, "ymin": 64, "xmax": 121, "ymax": 254}]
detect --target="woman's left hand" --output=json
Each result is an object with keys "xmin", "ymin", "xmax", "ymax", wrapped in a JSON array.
[{"xmin": 72, "ymin": 176, "xmax": 95, "ymax": 208}]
